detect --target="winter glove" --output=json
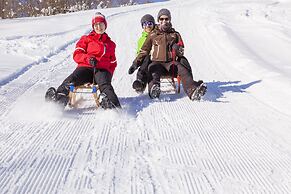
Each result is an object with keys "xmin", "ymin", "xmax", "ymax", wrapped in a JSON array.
[
  {"xmin": 89, "ymin": 57, "xmax": 98, "ymax": 67},
  {"xmin": 128, "ymin": 62, "xmax": 139, "ymax": 74},
  {"xmin": 172, "ymin": 44, "xmax": 184, "ymax": 57}
]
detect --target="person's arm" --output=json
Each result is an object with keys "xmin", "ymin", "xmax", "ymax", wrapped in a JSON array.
[
  {"xmin": 73, "ymin": 35, "xmax": 90, "ymax": 64},
  {"xmin": 172, "ymin": 32, "xmax": 185, "ymax": 57},
  {"xmin": 134, "ymin": 34, "xmax": 152, "ymax": 65},
  {"xmin": 136, "ymin": 32, "xmax": 148, "ymax": 55},
  {"xmin": 110, "ymin": 42, "xmax": 117, "ymax": 69},
  {"xmin": 177, "ymin": 32, "xmax": 184, "ymax": 47},
  {"xmin": 129, "ymin": 34, "xmax": 151, "ymax": 74}
]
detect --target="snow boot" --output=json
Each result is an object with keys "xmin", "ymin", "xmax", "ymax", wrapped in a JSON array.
[
  {"xmin": 56, "ymin": 93, "xmax": 69, "ymax": 107},
  {"xmin": 196, "ymin": 80, "xmax": 203, "ymax": 86},
  {"xmin": 132, "ymin": 79, "xmax": 146, "ymax": 93},
  {"xmin": 99, "ymin": 93, "xmax": 115, "ymax": 109},
  {"xmin": 190, "ymin": 82, "xmax": 207, "ymax": 101},
  {"xmin": 149, "ymin": 84, "xmax": 161, "ymax": 99},
  {"xmin": 45, "ymin": 87, "xmax": 57, "ymax": 102}
]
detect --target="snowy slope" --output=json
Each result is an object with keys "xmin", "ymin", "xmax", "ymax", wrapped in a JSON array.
[{"xmin": 1, "ymin": 0, "xmax": 291, "ymax": 193}]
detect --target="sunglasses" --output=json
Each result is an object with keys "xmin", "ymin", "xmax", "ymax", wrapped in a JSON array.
[
  {"xmin": 142, "ymin": 21, "xmax": 154, "ymax": 28},
  {"xmin": 159, "ymin": 17, "xmax": 169, "ymax": 21}
]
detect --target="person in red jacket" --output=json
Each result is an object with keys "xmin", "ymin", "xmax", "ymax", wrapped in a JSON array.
[{"xmin": 45, "ymin": 12, "xmax": 121, "ymax": 109}]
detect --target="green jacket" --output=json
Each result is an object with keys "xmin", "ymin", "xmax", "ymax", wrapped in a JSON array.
[{"xmin": 136, "ymin": 31, "xmax": 149, "ymax": 55}]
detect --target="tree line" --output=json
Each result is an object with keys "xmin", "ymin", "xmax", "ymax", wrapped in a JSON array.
[{"xmin": 0, "ymin": 0, "xmax": 151, "ymax": 19}]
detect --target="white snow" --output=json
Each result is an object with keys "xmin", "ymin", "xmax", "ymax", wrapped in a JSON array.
[{"xmin": 1, "ymin": 0, "xmax": 291, "ymax": 193}]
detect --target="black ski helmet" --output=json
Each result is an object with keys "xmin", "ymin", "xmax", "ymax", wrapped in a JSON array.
[{"xmin": 140, "ymin": 14, "xmax": 155, "ymax": 27}]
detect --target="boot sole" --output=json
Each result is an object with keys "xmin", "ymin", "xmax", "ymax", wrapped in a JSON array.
[
  {"xmin": 45, "ymin": 87, "xmax": 57, "ymax": 101},
  {"xmin": 150, "ymin": 85, "xmax": 161, "ymax": 99},
  {"xmin": 191, "ymin": 83, "xmax": 207, "ymax": 101}
]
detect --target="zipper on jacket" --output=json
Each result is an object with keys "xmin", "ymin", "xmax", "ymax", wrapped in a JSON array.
[
  {"xmin": 164, "ymin": 33, "xmax": 168, "ymax": 62},
  {"xmin": 157, "ymin": 43, "xmax": 160, "ymax": 60}
]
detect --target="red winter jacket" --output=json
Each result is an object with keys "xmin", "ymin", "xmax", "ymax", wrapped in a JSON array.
[{"xmin": 73, "ymin": 31, "xmax": 117, "ymax": 75}]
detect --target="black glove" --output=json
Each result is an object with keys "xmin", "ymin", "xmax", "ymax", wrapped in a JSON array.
[
  {"xmin": 172, "ymin": 44, "xmax": 184, "ymax": 57},
  {"xmin": 128, "ymin": 62, "xmax": 139, "ymax": 74},
  {"xmin": 89, "ymin": 57, "xmax": 98, "ymax": 67}
]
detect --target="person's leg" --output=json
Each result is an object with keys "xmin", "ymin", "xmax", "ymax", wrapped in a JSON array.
[
  {"xmin": 178, "ymin": 56, "xmax": 193, "ymax": 78},
  {"xmin": 147, "ymin": 62, "xmax": 167, "ymax": 98},
  {"xmin": 133, "ymin": 68, "xmax": 146, "ymax": 92},
  {"xmin": 133, "ymin": 55, "xmax": 151, "ymax": 92},
  {"xmin": 56, "ymin": 67, "xmax": 93, "ymax": 95},
  {"xmin": 177, "ymin": 57, "xmax": 206, "ymax": 99},
  {"xmin": 139, "ymin": 55, "xmax": 151, "ymax": 84},
  {"xmin": 94, "ymin": 69, "xmax": 121, "ymax": 109},
  {"xmin": 55, "ymin": 67, "xmax": 93, "ymax": 106},
  {"xmin": 176, "ymin": 63, "xmax": 198, "ymax": 98}
]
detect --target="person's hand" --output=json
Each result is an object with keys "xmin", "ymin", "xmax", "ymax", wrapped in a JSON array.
[
  {"xmin": 172, "ymin": 44, "xmax": 184, "ymax": 57},
  {"xmin": 128, "ymin": 62, "xmax": 139, "ymax": 74},
  {"xmin": 89, "ymin": 57, "xmax": 98, "ymax": 67}
]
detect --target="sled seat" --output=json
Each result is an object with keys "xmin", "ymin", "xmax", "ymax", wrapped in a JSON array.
[
  {"xmin": 68, "ymin": 83, "xmax": 100, "ymax": 108},
  {"xmin": 160, "ymin": 75, "xmax": 181, "ymax": 94}
]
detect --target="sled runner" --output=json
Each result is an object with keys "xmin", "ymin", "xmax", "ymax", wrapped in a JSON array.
[
  {"xmin": 68, "ymin": 83, "xmax": 100, "ymax": 108},
  {"xmin": 160, "ymin": 75, "xmax": 181, "ymax": 94}
]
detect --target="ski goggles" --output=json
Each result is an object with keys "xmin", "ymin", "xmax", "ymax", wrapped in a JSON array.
[{"xmin": 142, "ymin": 21, "xmax": 154, "ymax": 28}]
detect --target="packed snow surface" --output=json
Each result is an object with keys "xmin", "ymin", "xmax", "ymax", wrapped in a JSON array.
[{"xmin": 1, "ymin": 0, "xmax": 291, "ymax": 193}]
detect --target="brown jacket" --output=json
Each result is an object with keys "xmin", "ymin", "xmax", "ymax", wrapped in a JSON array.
[{"xmin": 134, "ymin": 26, "xmax": 184, "ymax": 64}]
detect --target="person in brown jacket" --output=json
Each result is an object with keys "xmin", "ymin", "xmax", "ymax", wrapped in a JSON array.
[{"xmin": 132, "ymin": 8, "xmax": 206, "ymax": 100}]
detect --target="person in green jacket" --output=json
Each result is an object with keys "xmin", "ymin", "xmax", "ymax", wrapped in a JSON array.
[
  {"xmin": 128, "ymin": 13, "xmax": 195, "ymax": 94},
  {"xmin": 128, "ymin": 14, "xmax": 155, "ymax": 93}
]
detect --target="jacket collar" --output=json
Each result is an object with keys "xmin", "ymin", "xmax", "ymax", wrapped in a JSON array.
[
  {"xmin": 89, "ymin": 31, "xmax": 109, "ymax": 41},
  {"xmin": 155, "ymin": 26, "xmax": 176, "ymax": 35}
]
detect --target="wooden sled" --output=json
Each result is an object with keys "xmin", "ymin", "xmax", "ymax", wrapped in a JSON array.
[
  {"xmin": 160, "ymin": 75, "xmax": 181, "ymax": 94},
  {"xmin": 68, "ymin": 83, "xmax": 100, "ymax": 108}
]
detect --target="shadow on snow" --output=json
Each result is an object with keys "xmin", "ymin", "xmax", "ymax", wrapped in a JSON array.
[
  {"xmin": 60, "ymin": 80, "xmax": 261, "ymax": 117},
  {"xmin": 204, "ymin": 80, "xmax": 261, "ymax": 102},
  {"xmin": 121, "ymin": 80, "xmax": 261, "ymax": 117}
]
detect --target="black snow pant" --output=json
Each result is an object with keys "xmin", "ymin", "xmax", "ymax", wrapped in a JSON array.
[
  {"xmin": 57, "ymin": 67, "xmax": 121, "ymax": 108},
  {"xmin": 136, "ymin": 55, "xmax": 151, "ymax": 84},
  {"xmin": 136, "ymin": 56, "xmax": 193, "ymax": 85},
  {"xmin": 147, "ymin": 61, "xmax": 200, "ymax": 98}
]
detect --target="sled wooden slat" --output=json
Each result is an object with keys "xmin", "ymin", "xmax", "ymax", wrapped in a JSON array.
[
  {"xmin": 160, "ymin": 75, "xmax": 181, "ymax": 94},
  {"xmin": 68, "ymin": 83, "xmax": 100, "ymax": 108}
]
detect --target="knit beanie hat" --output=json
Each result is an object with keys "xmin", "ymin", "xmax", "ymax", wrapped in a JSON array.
[
  {"xmin": 140, "ymin": 14, "xmax": 155, "ymax": 27},
  {"xmin": 92, "ymin": 12, "xmax": 107, "ymax": 29},
  {"xmin": 157, "ymin": 8, "xmax": 171, "ymax": 21}
]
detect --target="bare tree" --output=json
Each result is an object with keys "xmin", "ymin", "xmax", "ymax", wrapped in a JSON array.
[
  {"xmin": 4, "ymin": 0, "xmax": 16, "ymax": 18},
  {"xmin": 0, "ymin": 0, "xmax": 152, "ymax": 19},
  {"xmin": 0, "ymin": 0, "xmax": 4, "ymax": 19}
]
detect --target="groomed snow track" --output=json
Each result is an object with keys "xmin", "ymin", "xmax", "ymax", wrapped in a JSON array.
[{"xmin": 1, "ymin": 0, "xmax": 291, "ymax": 193}]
